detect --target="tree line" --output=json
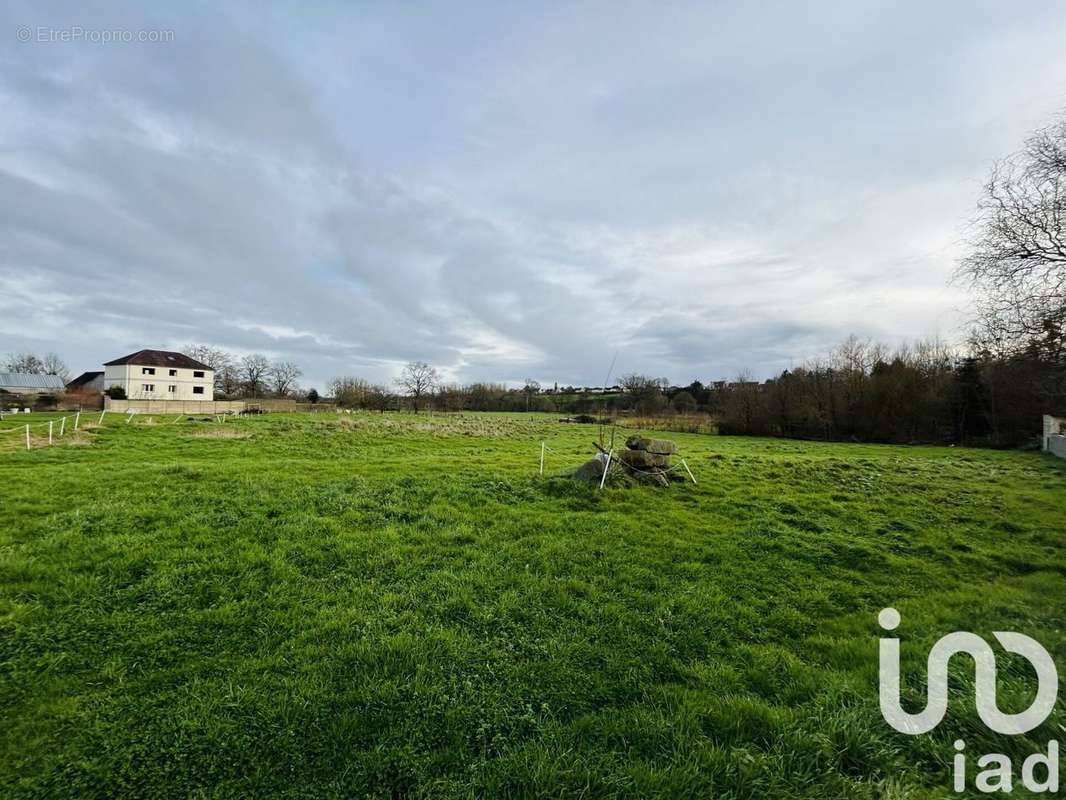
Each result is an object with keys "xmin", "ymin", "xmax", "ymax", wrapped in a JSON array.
[
  {"xmin": 328, "ymin": 363, "xmax": 559, "ymax": 413},
  {"xmin": 182, "ymin": 346, "xmax": 304, "ymax": 399},
  {"xmin": 707, "ymin": 335, "xmax": 1064, "ymax": 447},
  {"xmin": 713, "ymin": 114, "xmax": 1066, "ymax": 447}
]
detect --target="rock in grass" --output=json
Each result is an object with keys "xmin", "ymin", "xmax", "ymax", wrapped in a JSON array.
[
  {"xmin": 572, "ymin": 458, "xmax": 606, "ymax": 482},
  {"xmin": 618, "ymin": 449, "xmax": 671, "ymax": 468},
  {"xmin": 633, "ymin": 469, "xmax": 671, "ymax": 486},
  {"xmin": 624, "ymin": 436, "xmax": 678, "ymax": 455}
]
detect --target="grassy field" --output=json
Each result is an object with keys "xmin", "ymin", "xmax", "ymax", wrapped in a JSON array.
[{"xmin": 1, "ymin": 411, "xmax": 1065, "ymax": 798}]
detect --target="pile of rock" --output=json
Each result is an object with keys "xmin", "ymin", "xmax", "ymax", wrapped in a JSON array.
[
  {"xmin": 618, "ymin": 436, "xmax": 679, "ymax": 485},
  {"xmin": 572, "ymin": 435, "xmax": 682, "ymax": 486}
]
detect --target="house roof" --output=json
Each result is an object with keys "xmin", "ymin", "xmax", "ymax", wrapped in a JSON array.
[
  {"xmin": 103, "ymin": 349, "xmax": 213, "ymax": 370},
  {"xmin": 0, "ymin": 373, "xmax": 66, "ymax": 391},
  {"xmin": 67, "ymin": 371, "xmax": 104, "ymax": 389}
]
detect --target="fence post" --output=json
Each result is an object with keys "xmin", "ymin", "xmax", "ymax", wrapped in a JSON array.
[
  {"xmin": 539, "ymin": 441, "xmax": 545, "ymax": 476},
  {"xmin": 25, "ymin": 424, "xmax": 30, "ymax": 450},
  {"xmin": 48, "ymin": 420, "xmax": 53, "ymax": 445},
  {"xmin": 99, "ymin": 410, "xmax": 105, "ymax": 424},
  {"xmin": 599, "ymin": 448, "xmax": 613, "ymax": 490},
  {"xmin": 75, "ymin": 410, "xmax": 81, "ymax": 430},
  {"xmin": 59, "ymin": 416, "xmax": 65, "ymax": 437},
  {"xmin": 681, "ymin": 458, "xmax": 696, "ymax": 484}
]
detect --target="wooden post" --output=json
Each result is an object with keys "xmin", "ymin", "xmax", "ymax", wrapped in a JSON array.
[
  {"xmin": 75, "ymin": 410, "xmax": 81, "ymax": 430},
  {"xmin": 25, "ymin": 424, "xmax": 30, "ymax": 450},
  {"xmin": 98, "ymin": 410, "xmax": 105, "ymax": 424},
  {"xmin": 599, "ymin": 448, "xmax": 613, "ymax": 490},
  {"xmin": 48, "ymin": 420, "xmax": 53, "ymax": 445},
  {"xmin": 59, "ymin": 416, "xmax": 65, "ymax": 437},
  {"xmin": 539, "ymin": 442, "xmax": 545, "ymax": 476}
]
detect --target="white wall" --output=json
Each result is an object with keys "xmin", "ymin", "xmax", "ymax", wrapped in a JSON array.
[
  {"xmin": 1044, "ymin": 415, "xmax": 1066, "ymax": 452},
  {"xmin": 104, "ymin": 363, "xmax": 214, "ymax": 400}
]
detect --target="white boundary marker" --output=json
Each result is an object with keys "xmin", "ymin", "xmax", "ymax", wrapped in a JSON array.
[
  {"xmin": 681, "ymin": 458, "xmax": 696, "ymax": 484},
  {"xmin": 0, "ymin": 412, "xmax": 94, "ymax": 451},
  {"xmin": 539, "ymin": 441, "xmax": 545, "ymax": 476},
  {"xmin": 599, "ymin": 448, "xmax": 613, "ymax": 490}
]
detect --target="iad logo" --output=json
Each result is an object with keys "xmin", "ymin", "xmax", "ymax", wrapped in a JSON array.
[
  {"xmin": 878, "ymin": 607, "xmax": 1058, "ymax": 735},
  {"xmin": 877, "ymin": 608, "xmax": 1061, "ymax": 793}
]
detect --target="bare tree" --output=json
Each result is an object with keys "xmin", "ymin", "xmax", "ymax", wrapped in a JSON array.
[
  {"xmin": 3, "ymin": 352, "xmax": 69, "ymax": 381},
  {"xmin": 269, "ymin": 361, "xmax": 302, "ymax": 396},
  {"xmin": 329, "ymin": 376, "xmax": 374, "ymax": 407},
  {"xmin": 720, "ymin": 370, "xmax": 762, "ymax": 432},
  {"xmin": 218, "ymin": 362, "xmax": 243, "ymax": 396},
  {"xmin": 5, "ymin": 352, "xmax": 46, "ymax": 374},
  {"xmin": 41, "ymin": 353, "xmax": 70, "ymax": 382},
  {"xmin": 240, "ymin": 354, "xmax": 271, "ymax": 397},
  {"xmin": 958, "ymin": 117, "xmax": 1066, "ymax": 348},
  {"xmin": 523, "ymin": 378, "xmax": 540, "ymax": 411},
  {"xmin": 396, "ymin": 361, "xmax": 439, "ymax": 411},
  {"xmin": 671, "ymin": 390, "xmax": 697, "ymax": 413},
  {"xmin": 619, "ymin": 373, "xmax": 668, "ymax": 414}
]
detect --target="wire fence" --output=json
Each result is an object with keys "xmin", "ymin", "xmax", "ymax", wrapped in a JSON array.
[
  {"xmin": 0, "ymin": 407, "xmax": 249, "ymax": 452},
  {"xmin": 0, "ymin": 409, "xmax": 110, "ymax": 451}
]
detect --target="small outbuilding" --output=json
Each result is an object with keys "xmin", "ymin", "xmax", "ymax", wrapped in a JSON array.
[{"xmin": 66, "ymin": 371, "xmax": 105, "ymax": 393}]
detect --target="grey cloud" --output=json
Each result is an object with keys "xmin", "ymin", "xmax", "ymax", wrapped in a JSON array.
[{"xmin": 2, "ymin": 1, "xmax": 1065, "ymax": 389}]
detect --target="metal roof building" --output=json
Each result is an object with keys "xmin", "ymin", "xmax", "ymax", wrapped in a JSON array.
[{"xmin": 0, "ymin": 373, "xmax": 66, "ymax": 395}]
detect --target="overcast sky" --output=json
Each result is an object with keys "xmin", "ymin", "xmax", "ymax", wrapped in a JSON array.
[{"xmin": 3, "ymin": 2, "xmax": 1066, "ymax": 390}]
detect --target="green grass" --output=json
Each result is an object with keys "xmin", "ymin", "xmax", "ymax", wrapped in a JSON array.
[{"xmin": 1, "ymin": 412, "xmax": 1065, "ymax": 798}]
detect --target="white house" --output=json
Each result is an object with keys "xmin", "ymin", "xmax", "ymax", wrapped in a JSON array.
[{"xmin": 103, "ymin": 349, "xmax": 214, "ymax": 401}]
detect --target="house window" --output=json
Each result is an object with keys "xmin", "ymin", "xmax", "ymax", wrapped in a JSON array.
[
  {"xmin": 193, "ymin": 386, "xmax": 204, "ymax": 395},
  {"xmin": 142, "ymin": 384, "xmax": 155, "ymax": 392},
  {"xmin": 193, "ymin": 370, "xmax": 205, "ymax": 378},
  {"xmin": 169, "ymin": 369, "xmax": 177, "ymax": 376},
  {"xmin": 167, "ymin": 385, "xmax": 177, "ymax": 393},
  {"xmin": 142, "ymin": 367, "xmax": 155, "ymax": 375}
]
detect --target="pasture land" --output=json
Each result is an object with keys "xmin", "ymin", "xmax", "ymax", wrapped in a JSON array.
[{"xmin": 2, "ymin": 411, "xmax": 1065, "ymax": 798}]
